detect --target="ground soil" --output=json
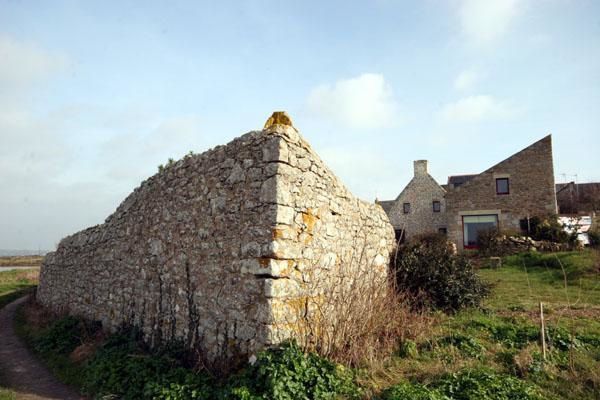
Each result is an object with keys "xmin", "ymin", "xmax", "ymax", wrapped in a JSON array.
[{"xmin": 0, "ymin": 295, "xmax": 83, "ymax": 400}]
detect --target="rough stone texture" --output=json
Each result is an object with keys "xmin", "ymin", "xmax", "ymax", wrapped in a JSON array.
[
  {"xmin": 382, "ymin": 160, "xmax": 447, "ymax": 239},
  {"xmin": 445, "ymin": 135, "xmax": 557, "ymax": 248},
  {"xmin": 37, "ymin": 124, "xmax": 394, "ymax": 364}
]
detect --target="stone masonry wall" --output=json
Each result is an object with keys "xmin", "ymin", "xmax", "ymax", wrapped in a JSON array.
[
  {"xmin": 386, "ymin": 160, "xmax": 447, "ymax": 239},
  {"xmin": 37, "ymin": 122, "xmax": 395, "ymax": 364},
  {"xmin": 444, "ymin": 135, "xmax": 557, "ymax": 248}
]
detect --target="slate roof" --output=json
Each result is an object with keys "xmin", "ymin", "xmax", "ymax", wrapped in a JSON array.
[
  {"xmin": 376, "ymin": 200, "xmax": 395, "ymax": 214},
  {"xmin": 447, "ymin": 174, "xmax": 477, "ymax": 187}
]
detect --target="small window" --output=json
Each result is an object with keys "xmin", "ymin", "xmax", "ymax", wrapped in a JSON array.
[
  {"xmin": 438, "ymin": 227, "xmax": 447, "ymax": 235},
  {"xmin": 432, "ymin": 200, "xmax": 441, "ymax": 212},
  {"xmin": 403, "ymin": 203, "xmax": 411, "ymax": 214},
  {"xmin": 496, "ymin": 178, "xmax": 509, "ymax": 195},
  {"xmin": 394, "ymin": 229, "xmax": 405, "ymax": 243}
]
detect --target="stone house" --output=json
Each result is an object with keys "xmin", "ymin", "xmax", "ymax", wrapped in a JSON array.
[
  {"xmin": 379, "ymin": 135, "xmax": 558, "ymax": 249},
  {"xmin": 378, "ymin": 160, "xmax": 447, "ymax": 241}
]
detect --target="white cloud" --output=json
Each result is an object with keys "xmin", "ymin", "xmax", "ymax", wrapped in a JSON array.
[
  {"xmin": 101, "ymin": 115, "xmax": 205, "ymax": 181},
  {"xmin": 307, "ymin": 73, "xmax": 401, "ymax": 129},
  {"xmin": 440, "ymin": 95, "xmax": 517, "ymax": 122},
  {"xmin": 0, "ymin": 34, "xmax": 69, "ymax": 89},
  {"xmin": 459, "ymin": 0, "xmax": 522, "ymax": 44},
  {"xmin": 454, "ymin": 68, "xmax": 484, "ymax": 91}
]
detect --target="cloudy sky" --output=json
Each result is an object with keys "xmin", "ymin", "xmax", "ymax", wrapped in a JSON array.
[{"xmin": 1, "ymin": 0, "xmax": 599, "ymax": 250}]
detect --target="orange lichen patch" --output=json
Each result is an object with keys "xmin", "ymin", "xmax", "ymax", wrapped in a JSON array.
[
  {"xmin": 258, "ymin": 257, "xmax": 270, "ymax": 267},
  {"xmin": 301, "ymin": 208, "xmax": 319, "ymax": 233},
  {"xmin": 264, "ymin": 111, "xmax": 294, "ymax": 129},
  {"xmin": 272, "ymin": 226, "xmax": 297, "ymax": 240}
]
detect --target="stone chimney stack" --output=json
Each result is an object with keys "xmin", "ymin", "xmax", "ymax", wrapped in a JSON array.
[{"xmin": 414, "ymin": 160, "xmax": 428, "ymax": 177}]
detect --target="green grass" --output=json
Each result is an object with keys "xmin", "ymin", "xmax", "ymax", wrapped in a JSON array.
[
  {"xmin": 0, "ymin": 388, "xmax": 16, "ymax": 400},
  {"xmin": 479, "ymin": 250, "xmax": 600, "ymax": 311},
  {"xmin": 363, "ymin": 250, "xmax": 600, "ymax": 400},
  {"xmin": 0, "ymin": 255, "xmax": 43, "ymax": 267},
  {"xmin": 0, "ymin": 268, "xmax": 39, "ymax": 309}
]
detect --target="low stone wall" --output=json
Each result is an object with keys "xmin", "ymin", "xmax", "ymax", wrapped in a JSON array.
[{"xmin": 38, "ymin": 120, "xmax": 395, "ymax": 364}]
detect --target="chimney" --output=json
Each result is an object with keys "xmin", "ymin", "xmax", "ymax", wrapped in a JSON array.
[{"xmin": 413, "ymin": 160, "xmax": 428, "ymax": 177}]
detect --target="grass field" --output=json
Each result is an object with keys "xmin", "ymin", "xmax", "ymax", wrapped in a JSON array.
[
  {"xmin": 0, "ymin": 255, "xmax": 44, "ymax": 267},
  {"xmin": 0, "ymin": 268, "xmax": 39, "ymax": 309}
]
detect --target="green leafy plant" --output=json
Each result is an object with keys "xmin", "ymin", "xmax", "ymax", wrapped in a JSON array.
[
  {"xmin": 378, "ymin": 382, "xmax": 449, "ymax": 400},
  {"xmin": 33, "ymin": 316, "xmax": 83, "ymax": 355},
  {"xmin": 434, "ymin": 368, "xmax": 545, "ymax": 400},
  {"xmin": 225, "ymin": 341, "xmax": 360, "ymax": 400}
]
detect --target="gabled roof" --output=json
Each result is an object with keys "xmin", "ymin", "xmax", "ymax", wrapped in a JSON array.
[{"xmin": 446, "ymin": 135, "xmax": 553, "ymax": 192}]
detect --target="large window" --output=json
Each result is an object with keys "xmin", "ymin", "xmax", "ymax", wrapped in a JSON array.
[
  {"xmin": 403, "ymin": 203, "xmax": 411, "ymax": 214},
  {"xmin": 496, "ymin": 178, "xmax": 509, "ymax": 195},
  {"xmin": 462, "ymin": 214, "xmax": 498, "ymax": 248}
]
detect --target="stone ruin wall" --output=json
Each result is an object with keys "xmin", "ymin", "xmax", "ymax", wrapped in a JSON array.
[{"xmin": 37, "ymin": 124, "xmax": 395, "ymax": 363}]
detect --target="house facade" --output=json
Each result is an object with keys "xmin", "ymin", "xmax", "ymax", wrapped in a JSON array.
[
  {"xmin": 379, "ymin": 135, "xmax": 558, "ymax": 249},
  {"xmin": 379, "ymin": 160, "xmax": 446, "ymax": 241},
  {"xmin": 444, "ymin": 135, "xmax": 557, "ymax": 248}
]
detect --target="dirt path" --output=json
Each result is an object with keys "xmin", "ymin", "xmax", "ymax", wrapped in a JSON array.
[{"xmin": 0, "ymin": 295, "xmax": 83, "ymax": 400}]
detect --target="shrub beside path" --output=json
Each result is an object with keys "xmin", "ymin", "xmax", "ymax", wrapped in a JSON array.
[{"xmin": 0, "ymin": 295, "xmax": 83, "ymax": 400}]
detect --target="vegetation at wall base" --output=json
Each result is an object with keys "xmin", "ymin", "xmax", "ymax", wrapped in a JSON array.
[{"xmin": 12, "ymin": 249, "xmax": 599, "ymax": 399}]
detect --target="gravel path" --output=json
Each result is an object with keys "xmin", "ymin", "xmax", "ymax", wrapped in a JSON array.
[{"xmin": 0, "ymin": 295, "xmax": 84, "ymax": 400}]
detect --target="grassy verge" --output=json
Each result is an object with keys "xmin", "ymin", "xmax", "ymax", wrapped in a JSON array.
[
  {"xmin": 0, "ymin": 255, "xmax": 44, "ymax": 267},
  {"xmin": 0, "ymin": 268, "xmax": 39, "ymax": 309}
]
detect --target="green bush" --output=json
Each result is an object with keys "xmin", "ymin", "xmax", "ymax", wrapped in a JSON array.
[
  {"xmin": 225, "ymin": 341, "xmax": 360, "ymax": 400},
  {"xmin": 82, "ymin": 330, "xmax": 213, "ymax": 400},
  {"xmin": 434, "ymin": 368, "xmax": 545, "ymax": 400},
  {"xmin": 519, "ymin": 216, "xmax": 576, "ymax": 244},
  {"xmin": 392, "ymin": 234, "xmax": 490, "ymax": 312},
  {"xmin": 378, "ymin": 382, "xmax": 449, "ymax": 400},
  {"xmin": 33, "ymin": 316, "xmax": 83, "ymax": 355},
  {"xmin": 437, "ymin": 334, "xmax": 486, "ymax": 359}
]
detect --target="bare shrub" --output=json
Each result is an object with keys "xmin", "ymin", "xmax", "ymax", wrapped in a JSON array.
[{"xmin": 277, "ymin": 252, "xmax": 431, "ymax": 368}]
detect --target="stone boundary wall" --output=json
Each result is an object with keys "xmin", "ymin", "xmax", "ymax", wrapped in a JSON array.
[{"xmin": 38, "ymin": 123, "xmax": 395, "ymax": 363}]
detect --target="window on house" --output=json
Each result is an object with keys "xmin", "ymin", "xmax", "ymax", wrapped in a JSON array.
[
  {"xmin": 496, "ymin": 178, "xmax": 509, "ymax": 195},
  {"xmin": 438, "ymin": 227, "xmax": 447, "ymax": 235},
  {"xmin": 394, "ymin": 229, "xmax": 405, "ymax": 243},
  {"xmin": 462, "ymin": 214, "xmax": 498, "ymax": 248},
  {"xmin": 403, "ymin": 203, "xmax": 410, "ymax": 214},
  {"xmin": 433, "ymin": 200, "xmax": 441, "ymax": 212}
]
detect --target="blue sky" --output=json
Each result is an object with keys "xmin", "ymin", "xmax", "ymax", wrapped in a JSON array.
[{"xmin": 1, "ymin": 0, "xmax": 599, "ymax": 250}]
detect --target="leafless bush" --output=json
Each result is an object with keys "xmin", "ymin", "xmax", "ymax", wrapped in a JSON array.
[{"xmin": 276, "ymin": 250, "xmax": 431, "ymax": 368}]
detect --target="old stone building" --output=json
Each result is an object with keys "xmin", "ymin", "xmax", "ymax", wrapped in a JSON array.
[
  {"xmin": 38, "ymin": 113, "xmax": 395, "ymax": 364},
  {"xmin": 380, "ymin": 135, "xmax": 558, "ymax": 249},
  {"xmin": 444, "ymin": 135, "xmax": 557, "ymax": 248},
  {"xmin": 378, "ymin": 160, "xmax": 446, "ymax": 240}
]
